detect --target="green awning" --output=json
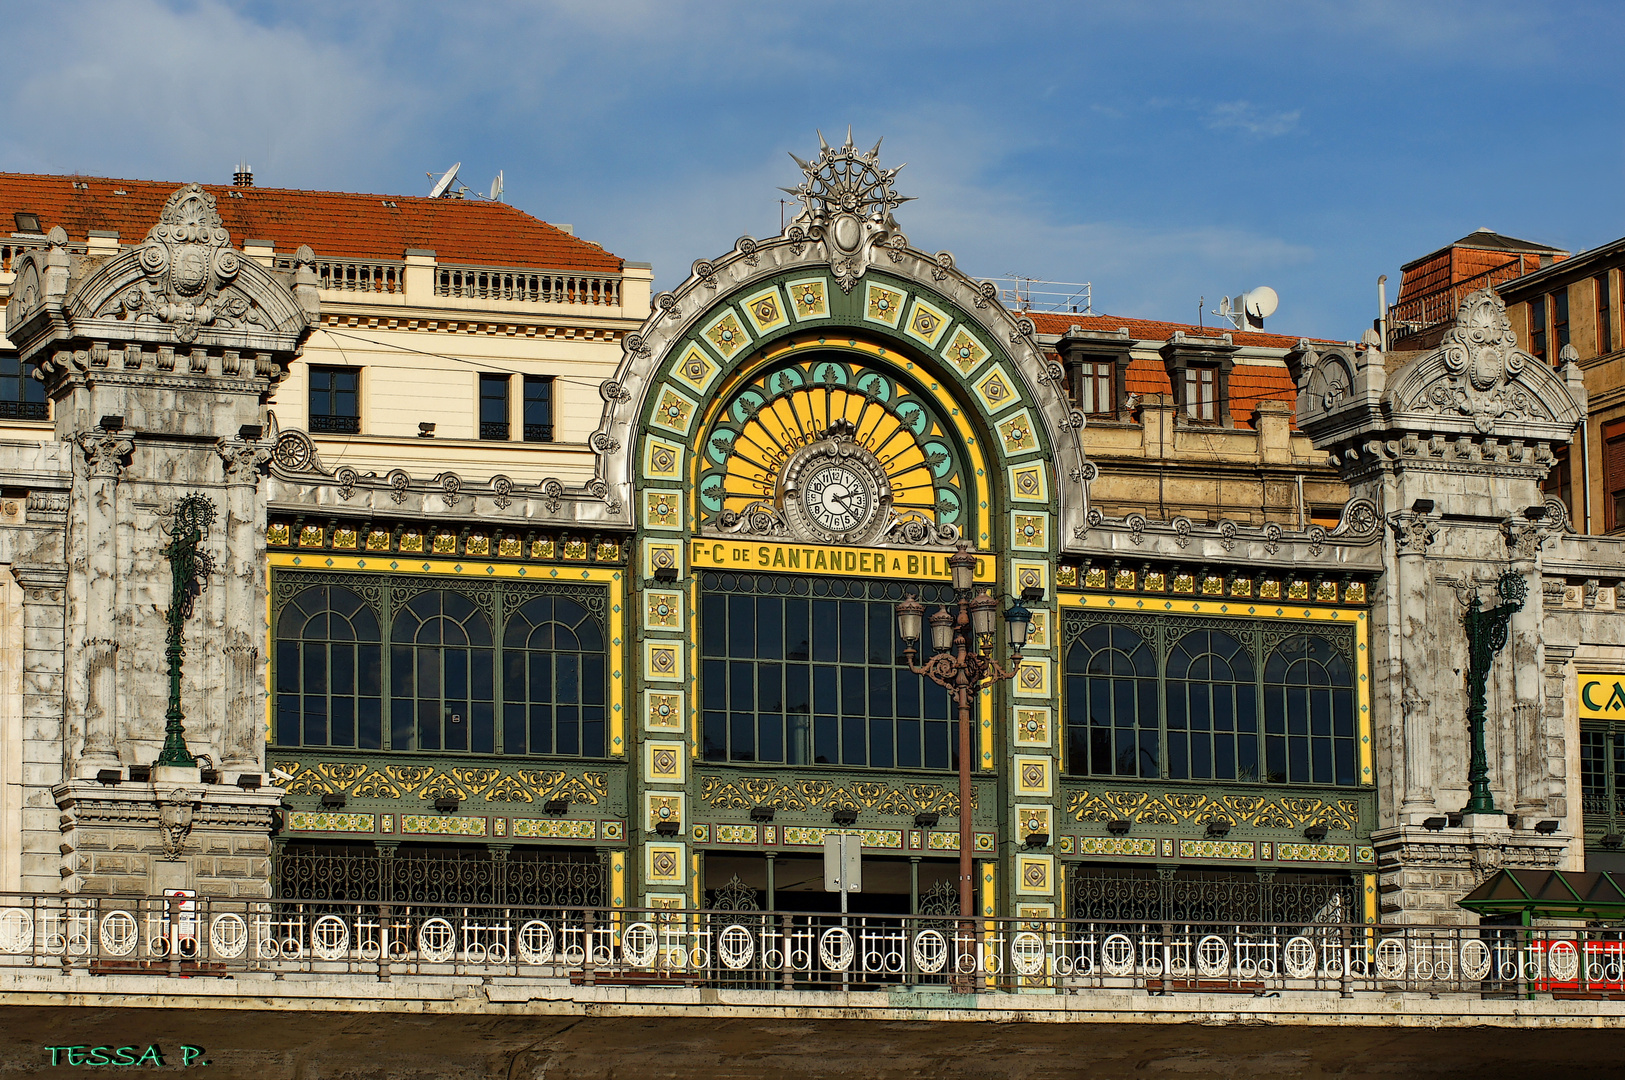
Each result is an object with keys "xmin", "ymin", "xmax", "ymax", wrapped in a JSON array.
[{"xmin": 1457, "ymin": 868, "xmax": 1625, "ymax": 920}]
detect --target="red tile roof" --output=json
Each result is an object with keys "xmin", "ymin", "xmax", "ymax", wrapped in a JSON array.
[
  {"xmin": 1025, "ymin": 311, "xmax": 1314, "ymax": 427},
  {"xmin": 1025, "ymin": 310, "xmax": 1325, "ymax": 350},
  {"xmin": 0, "ymin": 173, "xmax": 624, "ymax": 272}
]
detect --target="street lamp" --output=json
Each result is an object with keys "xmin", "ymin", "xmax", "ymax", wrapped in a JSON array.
[{"xmin": 896, "ymin": 543, "xmax": 1028, "ymax": 931}]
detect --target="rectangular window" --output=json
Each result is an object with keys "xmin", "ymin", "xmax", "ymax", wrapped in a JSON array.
[
  {"xmin": 700, "ymin": 573, "xmax": 956, "ymax": 771},
  {"xmin": 1553, "ymin": 289, "xmax": 1571, "ymax": 356},
  {"xmin": 0, "ymin": 352, "xmax": 46, "ymax": 421},
  {"xmin": 1608, "ymin": 419, "xmax": 1625, "ymax": 532},
  {"xmin": 1529, "ymin": 296, "xmax": 1547, "ymax": 363},
  {"xmin": 1184, "ymin": 366, "xmax": 1217, "ymax": 422},
  {"xmin": 479, "ymin": 374, "xmax": 510, "ymax": 440},
  {"xmin": 1543, "ymin": 446, "xmax": 1573, "ymax": 522},
  {"xmin": 308, "ymin": 366, "xmax": 360, "ymax": 434},
  {"xmin": 1599, "ymin": 273, "xmax": 1614, "ymax": 356},
  {"xmin": 1075, "ymin": 361, "xmax": 1115, "ymax": 416},
  {"xmin": 524, "ymin": 376, "xmax": 554, "ymax": 443}
]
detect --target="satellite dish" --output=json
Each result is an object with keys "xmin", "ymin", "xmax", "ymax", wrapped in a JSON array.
[
  {"xmin": 1242, "ymin": 286, "xmax": 1279, "ymax": 320},
  {"xmin": 489, "ymin": 170, "xmax": 504, "ymax": 202},
  {"xmin": 428, "ymin": 162, "xmax": 462, "ymax": 199}
]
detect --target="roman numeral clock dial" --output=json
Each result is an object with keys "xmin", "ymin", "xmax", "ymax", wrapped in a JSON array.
[{"xmin": 780, "ymin": 422, "xmax": 893, "ymax": 545}]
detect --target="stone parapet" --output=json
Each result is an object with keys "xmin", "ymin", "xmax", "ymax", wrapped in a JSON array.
[
  {"xmin": 1372, "ymin": 822, "xmax": 1568, "ymax": 924},
  {"xmin": 54, "ymin": 779, "xmax": 284, "ymax": 897}
]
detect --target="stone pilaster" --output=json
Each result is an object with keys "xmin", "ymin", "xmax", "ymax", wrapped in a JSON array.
[
  {"xmin": 74, "ymin": 430, "xmax": 132, "ymax": 773},
  {"xmin": 215, "ymin": 438, "xmax": 272, "ymax": 772},
  {"xmin": 1391, "ymin": 509, "xmax": 1439, "ymax": 820}
]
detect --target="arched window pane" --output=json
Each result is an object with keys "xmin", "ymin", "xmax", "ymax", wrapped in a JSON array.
[
  {"xmin": 1065, "ymin": 623, "xmax": 1156, "ymax": 778},
  {"xmin": 1264, "ymin": 633, "xmax": 1355, "ymax": 784},
  {"xmin": 1165, "ymin": 630, "xmax": 1254, "ymax": 781},
  {"xmin": 273, "ymin": 585, "xmax": 382, "ymax": 749},
  {"xmin": 501, "ymin": 594, "xmax": 607, "ymax": 757},
  {"xmin": 391, "ymin": 589, "xmax": 495, "ymax": 754}
]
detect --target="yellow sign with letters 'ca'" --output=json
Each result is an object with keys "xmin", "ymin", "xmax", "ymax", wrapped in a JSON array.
[{"xmin": 1578, "ymin": 672, "xmax": 1625, "ymax": 719}]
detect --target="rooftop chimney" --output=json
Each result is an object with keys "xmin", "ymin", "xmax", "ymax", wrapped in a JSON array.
[{"xmin": 233, "ymin": 162, "xmax": 254, "ymax": 188}]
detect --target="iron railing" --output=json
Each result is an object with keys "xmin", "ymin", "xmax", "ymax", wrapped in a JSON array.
[
  {"xmin": 480, "ymin": 421, "xmax": 510, "ymax": 441},
  {"xmin": 308, "ymin": 414, "xmax": 361, "ymax": 435},
  {"xmin": 1388, "ymin": 260, "xmax": 1532, "ymax": 340},
  {"xmin": 0, "ymin": 400, "xmax": 48, "ymax": 421},
  {"xmin": 523, "ymin": 423, "xmax": 554, "ymax": 443},
  {"xmin": 0, "ymin": 892, "xmax": 1611, "ymax": 997}
]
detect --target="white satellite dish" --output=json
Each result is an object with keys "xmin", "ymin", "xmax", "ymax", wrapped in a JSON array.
[
  {"xmin": 1241, "ymin": 286, "xmax": 1279, "ymax": 322},
  {"xmin": 428, "ymin": 162, "xmax": 462, "ymax": 199},
  {"xmin": 489, "ymin": 170, "xmax": 504, "ymax": 202}
]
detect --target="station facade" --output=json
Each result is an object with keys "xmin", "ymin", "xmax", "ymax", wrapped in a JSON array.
[{"xmin": 0, "ymin": 138, "xmax": 1619, "ymax": 927}]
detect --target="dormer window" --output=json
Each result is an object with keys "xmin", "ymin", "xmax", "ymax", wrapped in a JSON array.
[
  {"xmin": 1160, "ymin": 332, "xmax": 1237, "ymax": 427},
  {"xmin": 1055, "ymin": 327, "xmax": 1132, "ymax": 421},
  {"xmin": 1184, "ymin": 366, "xmax": 1219, "ymax": 422}
]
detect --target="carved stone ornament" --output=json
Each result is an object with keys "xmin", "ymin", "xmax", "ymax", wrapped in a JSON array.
[
  {"xmin": 109, "ymin": 185, "xmax": 256, "ymax": 343},
  {"xmin": 216, "ymin": 438, "xmax": 273, "ymax": 486},
  {"xmin": 77, "ymin": 430, "xmax": 134, "ymax": 479},
  {"xmin": 781, "ymin": 129, "xmax": 914, "ymax": 293},
  {"xmin": 1389, "ymin": 510, "xmax": 1439, "ymax": 552},
  {"xmin": 156, "ymin": 789, "xmax": 196, "ymax": 859},
  {"xmin": 1417, "ymin": 289, "xmax": 1539, "ymax": 433}
]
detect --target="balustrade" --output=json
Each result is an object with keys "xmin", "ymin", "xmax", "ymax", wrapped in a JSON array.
[
  {"xmin": 435, "ymin": 265, "xmax": 621, "ymax": 307},
  {"xmin": 0, "ymin": 891, "xmax": 1605, "ymax": 997}
]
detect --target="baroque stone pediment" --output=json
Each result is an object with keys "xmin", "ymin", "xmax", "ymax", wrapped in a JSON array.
[
  {"xmin": 1296, "ymin": 289, "xmax": 1584, "ymax": 464},
  {"xmin": 6, "ymin": 184, "xmax": 317, "ymax": 375}
]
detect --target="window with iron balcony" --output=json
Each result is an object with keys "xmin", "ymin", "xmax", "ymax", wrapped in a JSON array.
[
  {"xmin": 524, "ymin": 375, "xmax": 555, "ymax": 442},
  {"xmin": 308, "ymin": 366, "xmax": 360, "ymax": 434},
  {"xmin": 480, "ymin": 373, "xmax": 511, "ymax": 440},
  {"xmin": 0, "ymin": 353, "xmax": 46, "ymax": 421}
]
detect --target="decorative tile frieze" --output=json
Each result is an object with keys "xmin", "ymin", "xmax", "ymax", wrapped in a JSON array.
[
  {"xmin": 642, "ymin": 639, "xmax": 684, "ymax": 682},
  {"xmin": 1073, "ymin": 835, "xmax": 1157, "ymax": 858},
  {"xmin": 698, "ymin": 775, "xmax": 966, "ymax": 814},
  {"xmin": 783, "ymin": 827, "xmax": 903, "ymax": 849},
  {"xmin": 284, "ymin": 811, "xmax": 374, "ymax": 834},
  {"xmin": 1065, "ymin": 788, "xmax": 1360, "ymax": 831},
  {"xmin": 644, "ymin": 589, "xmax": 683, "ymax": 630},
  {"xmin": 1276, "ymin": 842, "xmax": 1352, "ymax": 863},
  {"xmin": 903, "ymin": 297, "xmax": 950, "ymax": 348},
  {"xmin": 400, "ymin": 814, "xmax": 488, "ymax": 837},
  {"xmin": 786, "ymin": 277, "xmax": 830, "ymax": 321},
  {"xmin": 510, "ymin": 817, "xmax": 597, "ymax": 840},
  {"xmin": 1014, "ymin": 756, "xmax": 1052, "ymax": 797},
  {"xmin": 1016, "ymin": 853, "xmax": 1054, "ymax": 895},
  {"xmin": 645, "ymin": 689, "xmax": 685, "ymax": 732},
  {"xmin": 1013, "ymin": 706, "xmax": 1052, "ymax": 747},
  {"xmin": 941, "ymin": 326, "xmax": 990, "ymax": 376},
  {"xmin": 740, "ymin": 285, "xmax": 790, "ymax": 334},
  {"xmin": 646, "ymin": 843, "xmax": 686, "ymax": 885},
  {"xmin": 644, "ymin": 741, "xmax": 686, "ymax": 784},
  {"xmin": 270, "ymin": 759, "xmax": 611, "ymax": 807},
  {"xmin": 1178, "ymin": 839, "xmax": 1255, "ymax": 860}
]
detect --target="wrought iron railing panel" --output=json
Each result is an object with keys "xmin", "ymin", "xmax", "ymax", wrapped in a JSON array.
[
  {"xmin": 273, "ymin": 844, "xmax": 606, "ymax": 909},
  {"xmin": 0, "ymin": 892, "xmax": 1599, "ymax": 998},
  {"xmin": 1068, "ymin": 868, "xmax": 1356, "ymax": 926},
  {"xmin": 308, "ymin": 414, "xmax": 361, "ymax": 435},
  {"xmin": 0, "ymin": 400, "xmax": 48, "ymax": 421}
]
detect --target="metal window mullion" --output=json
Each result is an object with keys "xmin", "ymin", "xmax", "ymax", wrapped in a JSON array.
[{"xmin": 1155, "ymin": 620, "xmax": 1169, "ymax": 779}]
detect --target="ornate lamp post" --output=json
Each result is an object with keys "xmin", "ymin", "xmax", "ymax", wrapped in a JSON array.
[
  {"xmin": 1461, "ymin": 570, "xmax": 1527, "ymax": 814},
  {"xmin": 896, "ymin": 544, "xmax": 1031, "ymax": 923},
  {"xmin": 154, "ymin": 494, "xmax": 217, "ymax": 769}
]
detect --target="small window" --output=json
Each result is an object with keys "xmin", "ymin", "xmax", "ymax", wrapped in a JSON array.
[
  {"xmin": 479, "ymin": 374, "xmax": 510, "ymax": 440},
  {"xmin": 1529, "ymin": 296, "xmax": 1547, "ymax": 363},
  {"xmin": 0, "ymin": 353, "xmax": 46, "ymax": 421},
  {"xmin": 1543, "ymin": 446, "xmax": 1573, "ymax": 523},
  {"xmin": 1184, "ymin": 366, "xmax": 1218, "ymax": 422},
  {"xmin": 309, "ymin": 367, "xmax": 360, "ymax": 434},
  {"xmin": 524, "ymin": 376, "xmax": 554, "ymax": 443},
  {"xmin": 1598, "ymin": 273, "xmax": 1614, "ymax": 356},
  {"xmin": 1075, "ymin": 360, "xmax": 1116, "ymax": 416},
  {"xmin": 1553, "ymin": 289, "xmax": 1571, "ymax": 356},
  {"xmin": 1607, "ymin": 420, "xmax": 1625, "ymax": 532}
]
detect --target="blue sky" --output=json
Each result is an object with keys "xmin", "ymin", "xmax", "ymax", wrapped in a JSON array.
[{"xmin": 7, "ymin": 0, "xmax": 1622, "ymax": 340}]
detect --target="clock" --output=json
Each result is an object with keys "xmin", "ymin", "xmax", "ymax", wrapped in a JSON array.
[
  {"xmin": 801, "ymin": 463, "xmax": 876, "ymax": 536},
  {"xmin": 780, "ymin": 426, "xmax": 892, "ymax": 544}
]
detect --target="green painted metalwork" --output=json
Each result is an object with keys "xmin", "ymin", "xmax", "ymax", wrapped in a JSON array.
[
  {"xmin": 1462, "ymin": 572, "xmax": 1527, "ymax": 814},
  {"xmin": 155, "ymin": 494, "xmax": 216, "ymax": 768},
  {"xmin": 1458, "ymin": 867, "xmax": 1625, "ymax": 921}
]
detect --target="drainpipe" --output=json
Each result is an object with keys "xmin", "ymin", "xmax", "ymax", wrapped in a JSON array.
[
  {"xmin": 1378, "ymin": 275, "xmax": 1389, "ymax": 354},
  {"xmin": 1296, "ymin": 472, "xmax": 1306, "ymax": 531}
]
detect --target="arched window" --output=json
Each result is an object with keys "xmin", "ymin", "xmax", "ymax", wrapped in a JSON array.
[
  {"xmin": 1264, "ymin": 634, "xmax": 1356, "ymax": 785},
  {"xmin": 275, "ymin": 586, "xmax": 382, "ymax": 748},
  {"xmin": 1166, "ymin": 630, "xmax": 1256, "ymax": 781},
  {"xmin": 390, "ymin": 590, "xmax": 494, "ymax": 753},
  {"xmin": 1064, "ymin": 623, "xmax": 1157, "ymax": 777},
  {"xmin": 502, "ymin": 595, "xmax": 607, "ymax": 757}
]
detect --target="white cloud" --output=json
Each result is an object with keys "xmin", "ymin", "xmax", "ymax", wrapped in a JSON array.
[{"xmin": 1207, "ymin": 101, "xmax": 1303, "ymax": 138}]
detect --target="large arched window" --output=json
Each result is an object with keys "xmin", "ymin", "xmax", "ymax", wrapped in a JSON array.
[
  {"xmin": 1165, "ymin": 629, "xmax": 1256, "ymax": 781},
  {"xmin": 1264, "ymin": 634, "xmax": 1356, "ymax": 785},
  {"xmin": 390, "ymin": 590, "xmax": 494, "ymax": 753},
  {"xmin": 502, "ymin": 595, "xmax": 607, "ymax": 757},
  {"xmin": 275, "ymin": 585, "xmax": 382, "ymax": 748},
  {"xmin": 1064, "ymin": 623, "xmax": 1157, "ymax": 777}
]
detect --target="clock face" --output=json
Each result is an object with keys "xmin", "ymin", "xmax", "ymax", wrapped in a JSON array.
[{"xmin": 802, "ymin": 464, "xmax": 874, "ymax": 535}]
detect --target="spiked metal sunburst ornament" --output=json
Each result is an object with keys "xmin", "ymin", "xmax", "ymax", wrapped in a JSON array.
[{"xmin": 782, "ymin": 129, "xmax": 913, "ymax": 292}]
